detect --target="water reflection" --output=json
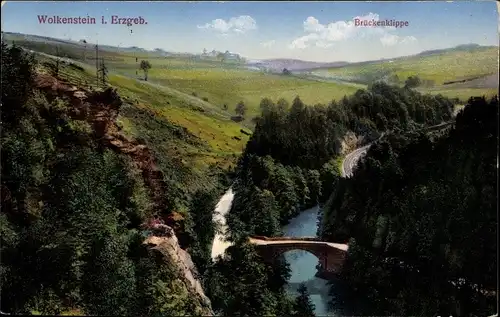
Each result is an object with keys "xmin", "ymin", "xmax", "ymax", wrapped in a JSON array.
[{"xmin": 282, "ymin": 206, "xmax": 337, "ymax": 316}]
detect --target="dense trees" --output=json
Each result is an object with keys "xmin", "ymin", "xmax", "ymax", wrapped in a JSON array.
[
  {"xmin": 293, "ymin": 284, "xmax": 316, "ymax": 316},
  {"xmin": 4, "ymin": 38, "xmax": 489, "ymax": 317},
  {"xmin": 209, "ymin": 81, "xmax": 456, "ymax": 317},
  {"xmin": 98, "ymin": 58, "xmax": 108, "ymax": 85},
  {"xmin": 322, "ymin": 96, "xmax": 498, "ymax": 316},
  {"xmin": 0, "ymin": 42, "xmax": 213, "ymax": 315},
  {"xmin": 205, "ymin": 243, "xmax": 295, "ymax": 316}
]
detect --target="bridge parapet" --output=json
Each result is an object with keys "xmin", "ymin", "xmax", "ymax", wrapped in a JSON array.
[{"xmin": 249, "ymin": 235, "xmax": 322, "ymax": 242}]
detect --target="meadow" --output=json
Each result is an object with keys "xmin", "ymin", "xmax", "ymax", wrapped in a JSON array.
[
  {"xmin": 50, "ymin": 57, "xmax": 250, "ymax": 196},
  {"xmin": 108, "ymin": 46, "xmax": 498, "ymax": 111},
  {"xmin": 8, "ymin": 33, "xmax": 498, "ymax": 124},
  {"xmin": 11, "ymin": 36, "xmax": 360, "ymax": 122},
  {"xmin": 325, "ymin": 46, "xmax": 498, "ymax": 85},
  {"xmin": 106, "ymin": 56, "xmax": 360, "ymax": 119}
]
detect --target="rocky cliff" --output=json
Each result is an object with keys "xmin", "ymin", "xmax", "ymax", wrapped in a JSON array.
[
  {"xmin": 145, "ymin": 233, "xmax": 213, "ymax": 316},
  {"xmin": 35, "ymin": 70, "xmax": 214, "ymax": 315}
]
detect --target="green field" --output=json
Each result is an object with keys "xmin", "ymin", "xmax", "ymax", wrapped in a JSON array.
[
  {"xmin": 104, "ymin": 55, "xmax": 359, "ymax": 119},
  {"xmin": 418, "ymin": 87, "xmax": 497, "ymax": 101},
  {"xmin": 140, "ymin": 68, "xmax": 358, "ymax": 118},
  {"xmin": 8, "ymin": 36, "xmax": 360, "ymax": 122},
  {"xmin": 326, "ymin": 47, "xmax": 498, "ymax": 84},
  {"xmin": 8, "ymin": 33, "xmax": 498, "ymax": 123},
  {"xmin": 51, "ymin": 59, "xmax": 250, "ymax": 193}
]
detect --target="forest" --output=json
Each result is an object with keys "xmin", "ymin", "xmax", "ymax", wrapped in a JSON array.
[
  {"xmin": 205, "ymin": 72, "xmax": 465, "ymax": 316},
  {"xmin": 0, "ymin": 42, "xmax": 221, "ymax": 315},
  {"xmin": 0, "ymin": 41, "xmax": 315, "ymax": 317},
  {"xmin": 322, "ymin": 96, "xmax": 498, "ymax": 316},
  {"xmin": 1, "ymin": 41, "xmax": 496, "ymax": 317}
]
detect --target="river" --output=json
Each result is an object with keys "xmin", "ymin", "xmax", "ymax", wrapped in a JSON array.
[
  {"xmin": 210, "ymin": 188, "xmax": 234, "ymax": 259},
  {"xmin": 211, "ymin": 189, "xmax": 337, "ymax": 316},
  {"xmin": 283, "ymin": 205, "xmax": 337, "ymax": 316}
]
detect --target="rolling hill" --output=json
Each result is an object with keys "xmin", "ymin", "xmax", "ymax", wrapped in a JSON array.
[{"xmin": 321, "ymin": 44, "xmax": 498, "ymax": 85}]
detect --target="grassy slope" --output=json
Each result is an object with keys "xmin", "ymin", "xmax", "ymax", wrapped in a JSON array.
[
  {"xmin": 9, "ymin": 33, "xmax": 496, "ymax": 122},
  {"xmin": 417, "ymin": 87, "xmax": 497, "ymax": 101},
  {"xmin": 107, "ymin": 56, "xmax": 359, "ymax": 120},
  {"xmin": 8, "ymin": 35, "xmax": 359, "ymax": 123},
  {"xmin": 326, "ymin": 47, "xmax": 498, "ymax": 84},
  {"xmin": 325, "ymin": 46, "xmax": 498, "ymax": 100},
  {"xmin": 54, "ymin": 58, "xmax": 249, "ymax": 196}
]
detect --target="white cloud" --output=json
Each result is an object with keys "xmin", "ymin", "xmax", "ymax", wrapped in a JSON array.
[
  {"xmin": 380, "ymin": 34, "xmax": 417, "ymax": 46},
  {"xmin": 260, "ymin": 40, "xmax": 276, "ymax": 47},
  {"xmin": 289, "ymin": 13, "xmax": 416, "ymax": 49},
  {"xmin": 400, "ymin": 35, "xmax": 417, "ymax": 44},
  {"xmin": 198, "ymin": 15, "xmax": 257, "ymax": 34}
]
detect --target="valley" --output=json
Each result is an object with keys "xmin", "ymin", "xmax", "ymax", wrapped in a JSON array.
[{"xmin": 1, "ymin": 1, "xmax": 498, "ymax": 316}]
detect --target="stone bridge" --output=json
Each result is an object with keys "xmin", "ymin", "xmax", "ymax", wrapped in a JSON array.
[{"xmin": 248, "ymin": 236, "xmax": 349, "ymax": 279}]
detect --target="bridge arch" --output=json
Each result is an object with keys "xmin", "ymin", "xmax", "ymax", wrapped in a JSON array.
[
  {"xmin": 262, "ymin": 245, "xmax": 324, "ymax": 263},
  {"xmin": 280, "ymin": 248, "xmax": 325, "ymax": 281},
  {"xmin": 248, "ymin": 236, "xmax": 349, "ymax": 279}
]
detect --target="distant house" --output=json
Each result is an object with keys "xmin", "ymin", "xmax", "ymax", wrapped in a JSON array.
[
  {"xmin": 201, "ymin": 49, "xmax": 219, "ymax": 58},
  {"xmin": 200, "ymin": 49, "xmax": 241, "ymax": 61},
  {"xmin": 223, "ymin": 50, "xmax": 240, "ymax": 61}
]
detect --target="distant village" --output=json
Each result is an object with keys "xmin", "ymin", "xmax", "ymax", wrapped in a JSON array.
[{"xmin": 200, "ymin": 48, "xmax": 243, "ymax": 62}]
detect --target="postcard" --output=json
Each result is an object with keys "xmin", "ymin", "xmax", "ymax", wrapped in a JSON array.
[{"xmin": 1, "ymin": 1, "xmax": 498, "ymax": 317}]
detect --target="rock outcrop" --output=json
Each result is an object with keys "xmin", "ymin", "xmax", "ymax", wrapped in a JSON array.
[
  {"xmin": 340, "ymin": 131, "xmax": 364, "ymax": 155},
  {"xmin": 145, "ymin": 233, "xmax": 214, "ymax": 316}
]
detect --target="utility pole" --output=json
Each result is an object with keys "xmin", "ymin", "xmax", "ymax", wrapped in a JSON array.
[
  {"xmin": 55, "ymin": 45, "xmax": 60, "ymax": 76},
  {"xmin": 95, "ymin": 42, "xmax": 99, "ymax": 86},
  {"xmin": 82, "ymin": 39, "xmax": 87, "ymax": 62},
  {"xmin": 100, "ymin": 57, "xmax": 108, "ymax": 86},
  {"xmin": 130, "ymin": 27, "xmax": 138, "ymax": 76}
]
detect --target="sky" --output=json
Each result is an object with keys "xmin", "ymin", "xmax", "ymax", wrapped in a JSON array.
[{"xmin": 1, "ymin": 1, "xmax": 499, "ymax": 62}]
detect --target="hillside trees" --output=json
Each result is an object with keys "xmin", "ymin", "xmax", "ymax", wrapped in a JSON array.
[
  {"xmin": 98, "ymin": 58, "xmax": 108, "ymax": 85},
  {"xmin": 140, "ymin": 59, "xmax": 151, "ymax": 81},
  {"xmin": 185, "ymin": 188, "xmax": 220, "ymax": 276},
  {"xmin": 246, "ymin": 85, "xmax": 453, "ymax": 171},
  {"xmin": 205, "ymin": 242, "xmax": 295, "ymax": 316},
  {"xmin": 322, "ymin": 96, "xmax": 498, "ymax": 316},
  {"xmin": 227, "ymin": 84, "xmax": 455, "ymax": 245},
  {"xmin": 211, "ymin": 81, "xmax": 458, "ymax": 317},
  {"xmin": 0, "ymin": 42, "xmax": 214, "ymax": 315}
]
